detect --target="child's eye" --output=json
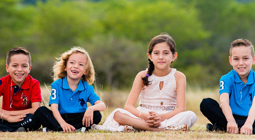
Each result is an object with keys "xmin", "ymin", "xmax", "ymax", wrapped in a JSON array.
[
  {"xmin": 154, "ymin": 52, "xmax": 159, "ymax": 55},
  {"xmin": 70, "ymin": 62, "xmax": 74, "ymax": 64},
  {"xmin": 12, "ymin": 65, "xmax": 17, "ymax": 67},
  {"xmin": 233, "ymin": 58, "xmax": 238, "ymax": 60},
  {"xmin": 79, "ymin": 64, "xmax": 84, "ymax": 66},
  {"xmin": 164, "ymin": 52, "xmax": 169, "ymax": 54},
  {"xmin": 23, "ymin": 65, "xmax": 28, "ymax": 68}
]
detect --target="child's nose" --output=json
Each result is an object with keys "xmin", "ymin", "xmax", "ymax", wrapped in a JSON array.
[
  {"xmin": 239, "ymin": 60, "xmax": 244, "ymax": 64},
  {"xmin": 159, "ymin": 53, "xmax": 163, "ymax": 58},
  {"xmin": 18, "ymin": 66, "xmax": 22, "ymax": 71}
]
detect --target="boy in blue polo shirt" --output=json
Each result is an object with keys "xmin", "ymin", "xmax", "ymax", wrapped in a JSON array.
[
  {"xmin": 34, "ymin": 47, "xmax": 106, "ymax": 132},
  {"xmin": 200, "ymin": 39, "xmax": 255, "ymax": 135}
]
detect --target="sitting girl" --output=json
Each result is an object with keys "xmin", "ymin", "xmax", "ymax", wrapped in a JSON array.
[{"xmin": 94, "ymin": 34, "xmax": 197, "ymax": 132}]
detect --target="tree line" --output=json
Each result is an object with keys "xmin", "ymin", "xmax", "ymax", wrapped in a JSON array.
[{"xmin": 1, "ymin": 0, "xmax": 255, "ymax": 89}]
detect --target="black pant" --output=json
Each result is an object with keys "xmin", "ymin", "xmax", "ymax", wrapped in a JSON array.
[
  {"xmin": 34, "ymin": 106, "xmax": 102, "ymax": 131},
  {"xmin": 200, "ymin": 98, "xmax": 255, "ymax": 133},
  {"xmin": 0, "ymin": 114, "xmax": 41, "ymax": 132}
]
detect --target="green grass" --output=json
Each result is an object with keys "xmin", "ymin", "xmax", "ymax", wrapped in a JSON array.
[{"xmin": 1, "ymin": 87, "xmax": 255, "ymax": 139}]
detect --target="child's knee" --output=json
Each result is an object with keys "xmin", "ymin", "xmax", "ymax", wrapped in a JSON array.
[
  {"xmin": 113, "ymin": 111, "xmax": 123, "ymax": 122},
  {"xmin": 34, "ymin": 106, "xmax": 49, "ymax": 118},
  {"xmin": 200, "ymin": 98, "xmax": 213, "ymax": 110},
  {"xmin": 93, "ymin": 111, "xmax": 102, "ymax": 124}
]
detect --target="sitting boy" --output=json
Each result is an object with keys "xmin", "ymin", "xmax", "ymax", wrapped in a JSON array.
[
  {"xmin": 0, "ymin": 47, "xmax": 41, "ymax": 132},
  {"xmin": 200, "ymin": 39, "xmax": 255, "ymax": 135}
]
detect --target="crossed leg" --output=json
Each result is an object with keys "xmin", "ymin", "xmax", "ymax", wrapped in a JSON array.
[{"xmin": 113, "ymin": 111, "xmax": 163, "ymax": 131}]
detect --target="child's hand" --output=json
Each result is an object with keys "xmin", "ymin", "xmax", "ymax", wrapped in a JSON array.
[
  {"xmin": 83, "ymin": 107, "xmax": 94, "ymax": 127},
  {"xmin": 240, "ymin": 123, "xmax": 253, "ymax": 135},
  {"xmin": 146, "ymin": 111, "xmax": 161, "ymax": 128},
  {"xmin": 6, "ymin": 114, "xmax": 26, "ymax": 123},
  {"xmin": 227, "ymin": 121, "xmax": 239, "ymax": 134},
  {"xmin": 60, "ymin": 122, "xmax": 75, "ymax": 133}
]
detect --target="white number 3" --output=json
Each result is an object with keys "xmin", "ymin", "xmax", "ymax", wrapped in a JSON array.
[
  {"xmin": 51, "ymin": 89, "xmax": 56, "ymax": 100},
  {"xmin": 220, "ymin": 81, "xmax": 224, "ymax": 90}
]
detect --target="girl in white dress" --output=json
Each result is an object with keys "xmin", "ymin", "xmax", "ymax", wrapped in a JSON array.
[{"xmin": 94, "ymin": 34, "xmax": 197, "ymax": 131}]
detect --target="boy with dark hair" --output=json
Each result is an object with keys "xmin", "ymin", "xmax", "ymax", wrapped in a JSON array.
[
  {"xmin": 0, "ymin": 47, "xmax": 41, "ymax": 132},
  {"xmin": 200, "ymin": 39, "xmax": 255, "ymax": 135}
]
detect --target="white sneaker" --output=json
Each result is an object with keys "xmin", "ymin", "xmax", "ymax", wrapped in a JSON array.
[
  {"xmin": 76, "ymin": 127, "xmax": 86, "ymax": 132},
  {"xmin": 42, "ymin": 127, "xmax": 52, "ymax": 132}
]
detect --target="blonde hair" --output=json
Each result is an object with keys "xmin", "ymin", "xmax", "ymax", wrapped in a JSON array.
[{"xmin": 53, "ymin": 47, "xmax": 95, "ymax": 85}]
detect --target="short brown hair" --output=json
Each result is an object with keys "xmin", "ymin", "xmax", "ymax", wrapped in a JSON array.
[
  {"xmin": 6, "ymin": 47, "xmax": 31, "ymax": 66},
  {"xmin": 230, "ymin": 39, "xmax": 254, "ymax": 57}
]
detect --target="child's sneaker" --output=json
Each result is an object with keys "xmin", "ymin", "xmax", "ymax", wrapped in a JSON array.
[
  {"xmin": 76, "ymin": 127, "xmax": 86, "ymax": 132},
  {"xmin": 206, "ymin": 123, "xmax": 225, "ymax": 131},
  {"xmin": 42, "ymin": 127, "xmax": 52, "ymax": 132},
  {"xmin": 15, "ymin": 127, "xmax": 26, "ymax": 132}
]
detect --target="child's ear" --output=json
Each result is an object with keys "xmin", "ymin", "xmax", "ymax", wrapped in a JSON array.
[
  {"xmin": 28, "ymin": 65, "xmax": 32, "ymax": 73},
  {"xmin": 173, "ymin": 52, "xmax": 178, "ymax": 61},
  {"xmin": 252, "ymin": 55, "xmax": 255, "ymax": 65},
  {"xmin": 6, "ymin": 64, "xmax": 9, "ymax": 73},
  {"xmin": 147, "ymin": 53, "xmax": 152, "ymax": 62},
  {"xmin": 229, "ymin": 56, "xmax": 233, "ymax": 66}
]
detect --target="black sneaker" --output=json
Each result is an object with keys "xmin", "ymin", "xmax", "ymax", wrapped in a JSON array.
[
  {"xmin": 15, "ymin": 127, "xmax": 26, "ymax": 132},
  {"xmin": 206, "ymin": 123, "xmax": 225, "ymax": 131}
]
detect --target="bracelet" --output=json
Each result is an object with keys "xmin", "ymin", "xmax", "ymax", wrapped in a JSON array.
[
  {"xmin": 139, "ymin": 112, "xmax": 142, "ymax": 118},
  {"xmin": 1, "ymin": 113, "xmax": 4, "ymax": 122}
]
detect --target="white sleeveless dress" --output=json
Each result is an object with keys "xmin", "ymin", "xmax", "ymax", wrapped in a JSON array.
[{"xmin": 93, "ymin": 69, "xmax": 197, "ymax": 131}]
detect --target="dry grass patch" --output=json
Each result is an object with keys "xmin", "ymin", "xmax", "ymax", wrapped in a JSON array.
[{"xmin": 1, "ymin": 86, "xmax": 254, "ymax": 139}]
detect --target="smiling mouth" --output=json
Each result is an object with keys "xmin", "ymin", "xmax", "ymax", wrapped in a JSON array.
[
  {"xmin": 15, "ymin": 74, "xmax": 24, "ymax": 77},
  {"xmin": 71, "ymin": 70, "xmax": 79, "ymax": 74}
]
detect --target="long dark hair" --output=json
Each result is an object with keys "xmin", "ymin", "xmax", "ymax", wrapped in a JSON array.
[{"xmin": 142, "ymin": 34, "xmax": 176, "ymax": 86}]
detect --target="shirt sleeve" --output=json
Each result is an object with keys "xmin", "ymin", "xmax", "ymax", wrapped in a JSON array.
[
  {"xmin": 87, "ymin": 85, "xmax": 101, "ymax": 105},
  {"xmin": 219, "ymin": 75, "xmax": 230, "ymax": 96},
  {"xmin": 0, "ymin": 77, "xmax": 4, "ymax": 96},
  {"xmin": 49, "ymin": 83, "xmax": 60, "ymax": 106},
  {"xmin": 31, "ymin": 80, "xmax": 42, "ymax": 103}
]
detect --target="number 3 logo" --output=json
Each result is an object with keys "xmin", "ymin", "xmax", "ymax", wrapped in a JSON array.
[
  {"xmin": 51, "ymin": 89, "xmax": 56, "ymax": 100},
  {"xmin": 220, "ymin": 81, "xmax": 224, "ymax": 90}
]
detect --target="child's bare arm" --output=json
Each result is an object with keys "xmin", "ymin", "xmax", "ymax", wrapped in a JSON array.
[
  {"xmin": 0, "ymin": 110, "xmax": 26, "ymax": 123},
  {"xmin": 2, "ymin": 102, "xmax": 40, "ymax": 115},
  {"xmin": 88, "ymin": 100, "xmax": 106, "ymax": 111},
  {"xmin": 51, "ymin": 104, "xmax": 75, "ymax": 133},
  {"xmin": 82, "ymin": 100, "xmax": 105, "ymax": 127},
  {"xmin": 220, "ymin": 93, "xmax": 238, "ymax": 134},
  {"xmin": 240, "ymin": 99, "xmax": 255, "ymax": 135},
  {"xmin": 124, "ymin": 71, "xmax": 150, "ymax": 121}
]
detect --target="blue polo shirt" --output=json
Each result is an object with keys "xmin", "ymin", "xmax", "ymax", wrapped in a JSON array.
[
  {"xmin": 49, "ymin": 76, "xmax": 101, "ymax": 114},
  {"xmin": 219, "ymin": 69, "xmax": 255, "ymax": 116}
]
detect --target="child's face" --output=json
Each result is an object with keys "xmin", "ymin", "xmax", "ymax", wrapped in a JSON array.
[
  {"xmin": 65, "ymin": 53, "xmax": 87, "ymax": 82},
  {"xmin": 148, "ymin": 42, "xmax": 177, "ymax": 70},
  {"xmin": 229, "ymin": 46, "xmax": 255, "ymax": 79},
  {"xmin": 6, "ymin": 54, "xmax": 31, "ymax": 87}
]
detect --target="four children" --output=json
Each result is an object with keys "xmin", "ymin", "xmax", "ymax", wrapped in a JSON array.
[{"xmin": 1, "ymin": 36, "xmax": 254, "ymax": 135}]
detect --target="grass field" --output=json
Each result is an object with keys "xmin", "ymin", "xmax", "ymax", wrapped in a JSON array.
[{"xmin": 1, "ymin": 86, "xmax": 255, "ymax": 139}]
